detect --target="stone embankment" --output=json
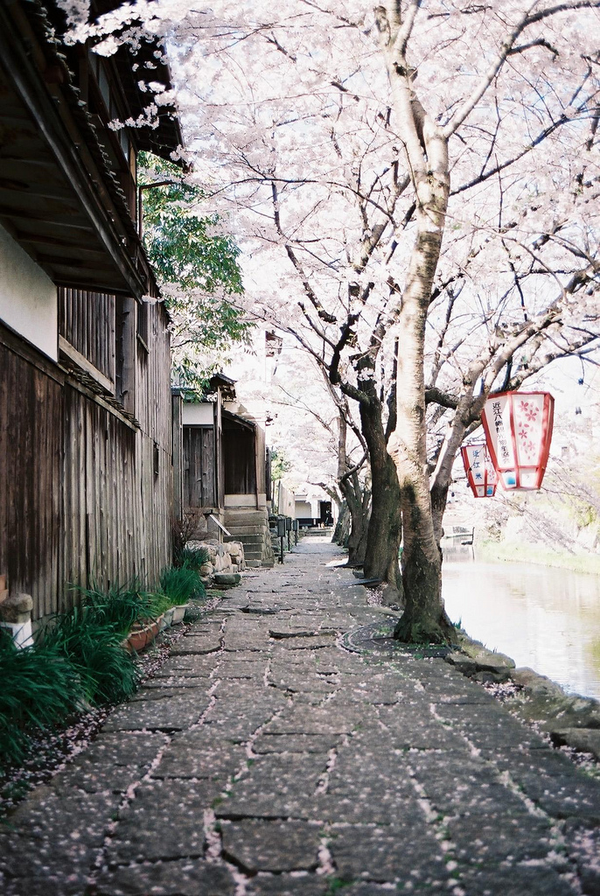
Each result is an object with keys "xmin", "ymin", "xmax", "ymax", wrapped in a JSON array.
[
  {"xmin": 446, "ymin": 635, "xmax": 600, "ymax": 761},
  {"xmin": 1, "ymin": 536, "xmax": 599, "ymax": 895}
]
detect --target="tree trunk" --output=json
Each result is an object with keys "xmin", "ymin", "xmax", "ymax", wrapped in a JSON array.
[
  {"xmin": 430, "ymin": 479, "xmax": 450, "ymax": 546},
  {"xmin": 376, "ymin": 3, "xmax": 455, "ymax": 641},
  {"xmin": 339, "ymin": 471, "xmax": 370, "ymax": 567},
  {"xmin": 389, "ymin": 278, "xmax": 453, "ymax": 642},
  {"xmin": 358, "ymin": 379, "xmax": 403, "ymax": 603},
  {"xmin": 332, "ymin": 503, "xmax": 349, "ymax": 545}
]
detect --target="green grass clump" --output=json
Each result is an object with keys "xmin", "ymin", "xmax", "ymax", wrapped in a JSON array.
[
  {"xmin": 0, "ymin": 629, "xmax": 84, "ymax": 769},
  {"xmin": 75, "ymin": 581, "xmax": 155, "ymax": 635},
  {"xmin": 158, "ymin": 565, "xmax": 205, "ymax": 606},
  {"xmin": 40, "ymin": 607, "xmax": 141, "ymax": 705},
  {"xmin": 175, "ymin": 546, "xmax": 209, "ymax": 571}
]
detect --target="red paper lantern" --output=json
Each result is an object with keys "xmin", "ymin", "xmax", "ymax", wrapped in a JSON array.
[
  {"xmin": 481, "ymin": 391, "xmax": 554, "ymax": 490},
  {"xmin": 461, "ymin": 442, "xmax": 498, "ymax": 498}
]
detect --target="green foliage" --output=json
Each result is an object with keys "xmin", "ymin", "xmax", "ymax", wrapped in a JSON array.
[
  {"xmin": 140, "ymin": 154, "xmax": 243, "ymax": 295},
  {"xmin": 1, "ymin": 559, "xmax": 212, "ymax": 772},
  {"xmin": 40, "ymin": 608, "xmax": 141, "ymax": 706},
  {"xmin": 571, "ymin": 499, "xmax": 599, "ymax": 531},
  {"xmin": 168, "ymin": 293, "xmax": 252, "ymax": 396},
  {"xmin": 0, "ymin": 629, "xmax": 84, "ymax": 769},
  {"xmin": 270, "ymin": 448, "xmax": 292, "ymax": 483},
  {"xmin": 176, "ymin": 546, "xmax": 209, "ymax": 571},
  {"xmin": 145, "ymin": 202, "xmax": 243, "ymax": 295},
  {"xmin": 75, "ymin": 582, "xmax": 155, "ymax": 636},
  {"xmin": 139, "ymin": 153, "xmax": 252, "ymax": 395},
  {"xmin": 158, "ymin": 565, "xmax": 206, "ymax": 606},
  {"xmin": 324, "ymin": 878, "xmax": 352, "ymax": 895}
]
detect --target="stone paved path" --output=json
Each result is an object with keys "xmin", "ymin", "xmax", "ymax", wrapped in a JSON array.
[{"xmin": 1, "ymin": 536, "xmax": 600, "ymax": 896}]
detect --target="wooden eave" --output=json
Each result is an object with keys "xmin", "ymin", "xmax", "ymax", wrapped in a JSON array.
[
  {"xmin": 0, "ymin": 0, "xmax": 166, "ymax": 297},
  {"xmin": 222, "ymin": 409, "xmax": 256, "ymax": 432}
]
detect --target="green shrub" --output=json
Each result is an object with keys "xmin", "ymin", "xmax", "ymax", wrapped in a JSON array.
[
  {"xmin": 41, "ymin": 607, "xmax": 141, "ymax": 705},
  {"xmin": 0, "ymin": 629, "xmax": 84, "ymax": 769},
  {"xmin": 149, "ymin": 591, "xmax": 177, "ymax": 616},
  {"xmin": 176, "ymin": 546, "xmax": 209, "ymax": 571},
  {"xmin": 158, "ymin": 565, "xmax": 205, "ymax": 606},
  {"xmin": 75, "ymin": 582, "xmax": 155, "ymax": 635}
]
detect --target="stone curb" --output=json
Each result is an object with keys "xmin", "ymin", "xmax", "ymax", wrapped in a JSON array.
[{"xmin": 445, "ymin": 633, "xmax": 600, "ymax": 761}]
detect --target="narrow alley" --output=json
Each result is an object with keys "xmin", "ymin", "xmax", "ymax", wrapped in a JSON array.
[{"xmin": 1, "ymin": 537, "xmax": 599, "ymax": 896}]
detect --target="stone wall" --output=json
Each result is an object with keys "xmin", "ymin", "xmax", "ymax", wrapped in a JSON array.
[{"xmin": 188, "ymin": 540, "xmax": 246, "ymax": 585}]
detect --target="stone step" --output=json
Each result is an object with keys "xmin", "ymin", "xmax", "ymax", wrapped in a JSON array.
[
  {"xmin": 225, "ymin": 533, "xmax": 269, "ymax": 547},
  {"xmin": 223, "ymin": 526, "xmax": 268, "ymax": 541},
  {"xmin": 222, "ymin": 511, "xmax": 274, "ymax": 568},
  {"xmin": 224, "ymin": 510, "xmax": 270, "ymax": 523},
  {"xmin": 242, "ymin": 549, "xmax": 267, "ymax": 560}
]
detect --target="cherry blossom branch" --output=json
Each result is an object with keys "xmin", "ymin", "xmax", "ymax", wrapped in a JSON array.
[{"xmin": 443, "ymin": 1, "xmax": 600, "ymax": 139}]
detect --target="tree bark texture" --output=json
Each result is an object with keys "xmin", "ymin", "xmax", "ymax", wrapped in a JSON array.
[
  {"xmin": 377, "ymin": 2, "xmax": 455, "ymax": 641},
  {"xmin": 358, "ymin": 379, "xmax": 403, "ymax": 600},
  {"xmin": 339, "ymin": 471, "xmax": 370, "ymax": 567}
]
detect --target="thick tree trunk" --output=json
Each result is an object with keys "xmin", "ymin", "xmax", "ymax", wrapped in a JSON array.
[
  {"xmin": 339, "ymin": 472, "xmax": 370, "ymax": 567},
  {"xmin": 389, "ymin": 277, "xmax": 453, "ymax": 642},
  {"xmin": 359, "ymin": 382, "xmax": 403, "ymax": 602},
  {"xmin": 376, "ymin": 3, "xmax": 455, "ymax": 642}
]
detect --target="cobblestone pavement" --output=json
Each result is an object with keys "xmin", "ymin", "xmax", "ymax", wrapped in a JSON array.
[{"xmin": 1, "ymin": 536, "xmax": 600, "ymax": 896}]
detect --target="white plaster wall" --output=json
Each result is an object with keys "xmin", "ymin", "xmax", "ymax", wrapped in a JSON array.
[
  {"xmin": 295, "ymin": 501, "xmax": 312, "ymax": 518},
  {"xmin": 0, "ymin": 224, "xmax": 57, "ymax": 360},
  {"xmin": 182, "ymin": 403, "xmax": 214, "ymax": 425}
]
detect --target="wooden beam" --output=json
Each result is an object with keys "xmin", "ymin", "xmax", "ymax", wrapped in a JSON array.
[
  {"xmin": 59, "ymin": 336, "xmax": 115, "ymax": 395},
  {"xmin": 0, "ymin": 208, "xmax": 93, "ymax": 232},
  {"xmin": 15, "ymin": 232, "xmax": 106, "ymax": 252}
]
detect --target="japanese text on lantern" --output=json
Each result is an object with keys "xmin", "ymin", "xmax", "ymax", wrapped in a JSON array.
[
  {"xmin": 472, "ymin": 448, "xmax": 483, "ymax": 481},
  {"xmin": 492, "ymin": 401, "xmax": 510, "ymax": 461}
]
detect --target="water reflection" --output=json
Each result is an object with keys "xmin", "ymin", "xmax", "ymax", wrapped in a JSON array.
[{"xmin": 442, "ymin": 560, "xmax": 600, "ymax": 700}]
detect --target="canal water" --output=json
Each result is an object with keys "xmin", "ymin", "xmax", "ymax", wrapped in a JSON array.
[{"xmin": 442, "ymin": 560, "xmax": 600, "ymax": 700}]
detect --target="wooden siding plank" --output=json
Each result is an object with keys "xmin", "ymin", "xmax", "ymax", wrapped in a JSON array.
[{"xmin": 0, "ymin": 296, "xmax": 172, "ymax": 622}]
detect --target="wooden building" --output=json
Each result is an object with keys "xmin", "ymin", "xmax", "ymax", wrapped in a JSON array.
[
  {"xmin": 0, "ymin": 0, "xmax": 182, "ymax": 622},
  {"xmin": 180, "ymin": 376, "xmax": 274, "ymax": 567}
]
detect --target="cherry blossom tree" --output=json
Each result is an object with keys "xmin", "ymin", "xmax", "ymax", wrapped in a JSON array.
[{"xmin": 81, "ymin": 0, "xmax": 600, "ymax": 641}]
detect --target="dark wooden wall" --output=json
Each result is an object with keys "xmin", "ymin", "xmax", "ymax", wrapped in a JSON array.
[
  {"xmin": 183, "ymin": 427, "xmax": 217, "ymax": 508},
  {"xmin": 223, "ymin": 422, "xmax": 256, "ymax": 495},
  {"xmin": 59, "ymin": 288, "xmax": 116, "ymax": 382},
  {"xmin": 0, "ymin": 334, "xmax": 62, "ymax": 618},
  {"xmin": 0, "ymin": 298, "xmax": 173, "ymax": 622}
]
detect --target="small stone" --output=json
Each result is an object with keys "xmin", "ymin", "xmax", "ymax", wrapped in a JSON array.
[
  {"xmin": 550, "ymin": 728, "xmax": 600, "ymax": 760},
  {"xmin": 445, "ymin": 651, "xmax": 513, "ymax": 680},
  {"xmin": 512, "ymin": 667, "xmax": 565, "ymax": 697},
  {"xmin": 213, "ymin": 573, "xmax": 241, "ymax": 586},
  {"xmin": 0, "ymin": 592, "xmax": 33, "ymax": 624}
]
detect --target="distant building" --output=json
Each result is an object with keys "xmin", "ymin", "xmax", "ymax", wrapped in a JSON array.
[
  {"xmin": 294, "ymin": 488, "xmax": 334, "ymax": 528},
  {"xmin": 179, "ymin": 375, "xmax": 274, "ymax": 567}
]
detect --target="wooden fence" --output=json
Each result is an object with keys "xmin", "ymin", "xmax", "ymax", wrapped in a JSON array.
[{"xmin": 0, "ymin": 298, "xmax": 172, "ymax": 622}]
